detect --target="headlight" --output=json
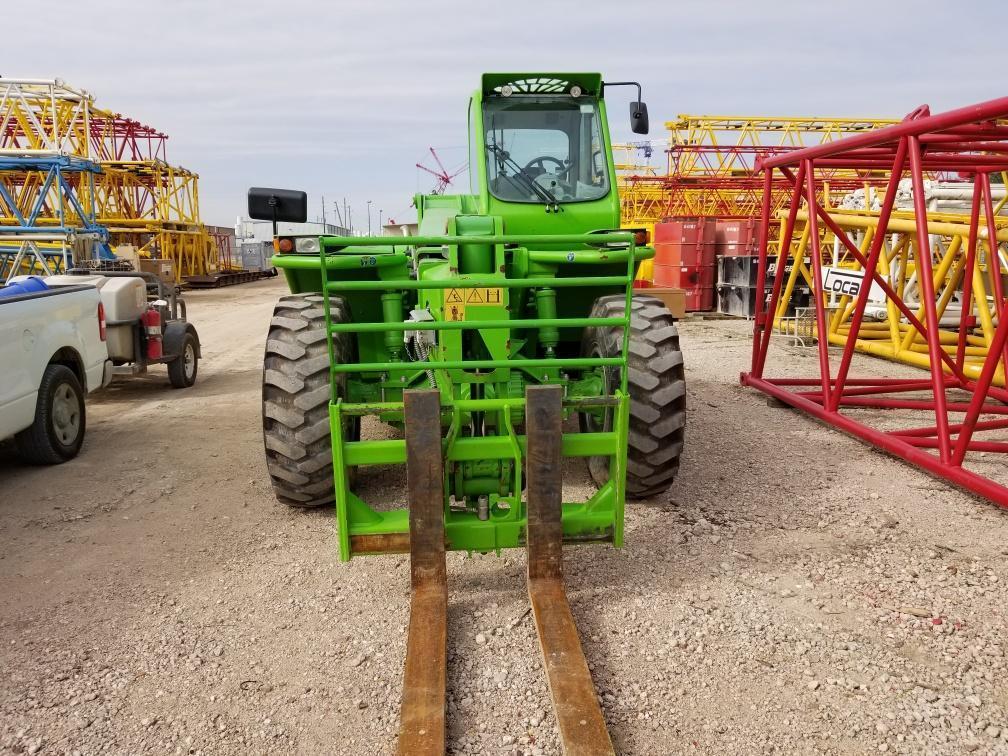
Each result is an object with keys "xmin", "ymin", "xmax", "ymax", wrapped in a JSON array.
[{"xmin": 295, "ymin": 237, "xmax": 321, "ymax": 254}]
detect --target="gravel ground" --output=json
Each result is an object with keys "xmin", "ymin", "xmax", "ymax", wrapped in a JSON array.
[{"xmin": 1, "ymin": 277, "xmax": 1006, "ymax": 755}]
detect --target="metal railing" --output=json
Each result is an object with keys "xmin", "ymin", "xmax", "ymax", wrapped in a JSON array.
[{"xmin": 317, "ymin": 230, "xmax": 637, "ymax": 403}]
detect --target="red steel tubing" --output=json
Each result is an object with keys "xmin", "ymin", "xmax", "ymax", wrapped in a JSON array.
[
  {"xmin": 811, "ymin": 396, "xmax": 1008, "ymax": 414},
  {"xmin": 907, "ymin": 136, "xmax": 953, "ymax": 462},
  {"xmin": 892, "ymin": 417, "xmax": 1008, "ymax": 438},
  {"xmin": 752, "ymin": 162, "xmax": 805, "ymax": 377},
  {"xmin": 803, "ymin": 161, "xmax": 834, "ymax": 406},
  {"xmin": 796, "ymin": 380, "xmax": 956, "ymax": 399},
  {"xmin": 780, "ymin": 164, "xmax": 971, "ymax": 385},
  {"xmin": 980, "ymin": 173, "xmax": 1008, "ymax": 378},
  {"xmin": 957, "ymin": 175, "xmax": 983, "ymax": 370},
  {"xmin": 951, "ymin": 309, "xmax": 1008, "ymax": 465},
  {"xmin": 898, "ymin": 438, "xmax": 1008, "ymax": 453},
  {"xmin": 741, "ymin": 374, "xmax": 1008, "ymax": 508},
  {"xmin": 764, "ymin": 377, "xmax": 962, "ymax": 386},
  {"xmin": 759, "ymin": 96, "xmax": 1008, "ymax": 169},
  {"xmin": 744, "ymin": 96, "xmax": 1008, "ymax": 509},
  {"xmin": 829, "ymin": 138, "xmax": 908, "ymax": 411}
]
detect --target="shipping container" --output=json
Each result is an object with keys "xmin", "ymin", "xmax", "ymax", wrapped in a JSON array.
[
  {"xmin": 682, "ymin": 286, "xmax": 715, "ymax": 313},
  {"xmin": 653, "ymin": 217, "xmax": 716, "ymax": 267},
  {"xmin": 648, "ymin": 269, "xmax": 715, "ymax": 312},
  {"xmin": 239, "ymin": 241, "xmax": 275, "ymax": 272},
  {"xmin": 653, "ymin": 217, "xmax": 715, "ymax": 305},
  {"xmin": 653, "ymin": 263, "xmax": 715, "ymax": 289}
]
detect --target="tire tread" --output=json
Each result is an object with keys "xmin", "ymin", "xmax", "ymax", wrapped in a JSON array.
[
  {"xmin": 581, "ymin": 294, "xmax": 686, "ymax": 499},
  {"xmin": 262, "ymin": 295, "xmax": 354, "ymax": 508},
  {"xmin": 15, "ymin": 364, "xmax": 86, "ymax": 465}
]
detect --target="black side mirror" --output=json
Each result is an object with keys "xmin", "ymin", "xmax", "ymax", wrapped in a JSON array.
[
  {"xmin": 248, "ymin": 187, "xmax": 308, "ymax": 224},
  {"xmin": 630, "ymin": 101, "xmax": 649, "ymax": 135}
]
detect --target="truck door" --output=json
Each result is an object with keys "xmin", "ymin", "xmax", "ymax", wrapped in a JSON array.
[{"xmin": 0, "ymin": 302, "xmax": 35, "ymax": 432}]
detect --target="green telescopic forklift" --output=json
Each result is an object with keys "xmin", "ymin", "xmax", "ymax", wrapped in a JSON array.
[{"xmin": 249, "ymin": 73, "xmax": 685, "ymax": 753}]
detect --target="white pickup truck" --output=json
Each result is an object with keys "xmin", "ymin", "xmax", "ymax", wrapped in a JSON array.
[{"xmin": 0, "ymin": 277, "xmax": 112, "ymax": 464}]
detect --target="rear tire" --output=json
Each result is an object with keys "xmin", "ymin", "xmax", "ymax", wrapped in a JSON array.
[
  {"xmin": 580, "ymin": 295, "xmax": 686, "ymax": 499},
  {"xmin": 262, "ymin": 294, "xmax": 358, "ymax": 508},
  {"xmin": 16, "ymin": 364, "xmax": 86, "ymax": 465},
  {"xmin": 168, "ymin": 333, "xmax": 199, "ymax": 388}
]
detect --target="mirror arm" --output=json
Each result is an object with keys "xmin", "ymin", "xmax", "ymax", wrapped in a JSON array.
[{"xmin": 601, "ymin": 80, "xmax": 643, "ymax": 109}]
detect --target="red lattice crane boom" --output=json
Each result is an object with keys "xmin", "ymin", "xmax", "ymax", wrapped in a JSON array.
[{"xmin": 416, "ymin": 147, "xmax": 466, "ymax": 194}]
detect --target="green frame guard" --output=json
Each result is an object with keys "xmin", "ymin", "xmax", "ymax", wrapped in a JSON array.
[{"xmin": 315, "ymin": 231, "xmax": 636, "ymax": 560}]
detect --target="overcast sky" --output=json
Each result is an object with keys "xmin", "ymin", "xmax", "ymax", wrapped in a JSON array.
[{"xmin": 5, "ymin": 0, "xmax": 1004, "ymax": 230}]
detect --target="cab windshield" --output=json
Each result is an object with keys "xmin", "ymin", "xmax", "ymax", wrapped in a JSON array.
[{"xmin": 483, "ymin": 96, "xmax": 610, "ymax": 204}]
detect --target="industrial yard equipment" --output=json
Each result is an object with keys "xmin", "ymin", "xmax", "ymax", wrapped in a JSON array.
[
  {"xmin": 617, "ymin": 114, "xmax": 899, "ymax": 235},
  {"xmin": 0, "ymin": 78, "xmax": 222, "ymax": 282},
  {"xmin": 250, "ymin": 73, "xmax": 686, "ymax": 752},
  {"xmin": 415, "ymin": 147, "xmax": 466, "ymax": 195},
  {"xmin": 744, "ymin": 96, "xmax": 1008, "ymax": 509},
  {"xmin": 48, "ymin": 270, "xmax": 201, "ymax": 387}
]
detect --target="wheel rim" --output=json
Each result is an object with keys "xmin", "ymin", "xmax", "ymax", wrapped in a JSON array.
[
  {"xmin": 183, "ymin": 343, "xmax": 196, "ymax": 380},
  {"xmin": 584, "ymin": 346, "xmax": 615, "ymax": 435},
  {"xmin": 52, "ymin": 383, "xmax": 81, "ymax": 445}
]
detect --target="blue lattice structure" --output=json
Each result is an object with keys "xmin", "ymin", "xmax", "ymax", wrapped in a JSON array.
[{"xmin": 0, "ymin": 155, "xmax": 112, "ymax": 280}]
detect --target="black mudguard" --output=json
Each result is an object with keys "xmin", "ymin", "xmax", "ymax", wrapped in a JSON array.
[{"xmin": 162, "ymin": 321, "xmax": 200, "ymax": 362}]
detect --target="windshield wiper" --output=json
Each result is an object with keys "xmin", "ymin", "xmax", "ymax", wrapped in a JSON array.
[{"xmin": 485, "ymin": 142, "xmax": 560, "ymax": 208}]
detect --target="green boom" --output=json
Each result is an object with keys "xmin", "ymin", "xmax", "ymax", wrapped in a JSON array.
[{"xmin": 265, "ymin": 73, "xmax": 676, "ymax": 560}]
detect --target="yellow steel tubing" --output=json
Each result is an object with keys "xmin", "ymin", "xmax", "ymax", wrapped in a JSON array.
[
  {"xmin": 791, "ymin": 209, "xmax": 1008, "ymax": 242},
  {"xmin": 881, "ymin": 235, "xmax": 910, "ymax": 352},
  {"xmin": 900, "ymin": 236, "xmax": 962, "ymax": 351},
  {"xmin": 825, "ymin": 331, "xmax": 1005, "ymax": 386},
  {"xmin": 773, "ymin": 205, "xmax": 1007, "ymax": 387},
  {"xmin": 838, "ymin": 324, "xmax": 987, "ymax": 345},
  {"xmin": 775, "ymin": 222, "xmax": 811, "ymax": 323},
  {"xmin": 830, "ymin": 226, "xmax": 875, "ymax": 335},
  {"xmin": 971, "ymin": 262, "xmax": 996, "ymax": 345}
]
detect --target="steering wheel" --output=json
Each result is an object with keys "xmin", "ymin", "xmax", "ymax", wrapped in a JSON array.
[{"xmin": 523, "ymin": 155, "xmax": 568, "ymax": 178}]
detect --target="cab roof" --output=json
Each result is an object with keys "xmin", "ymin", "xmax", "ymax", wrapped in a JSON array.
[{"xmin": 481, "ymin": 73, "xmax": 603, "ymax": 98}]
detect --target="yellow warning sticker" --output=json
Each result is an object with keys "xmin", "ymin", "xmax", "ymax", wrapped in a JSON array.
[
  {"xmin": 443, "ymin": 287, "xmax": 502, "ymax": 305},
  {"xmin": 444, "ymin": 287, "xmax": 503, "ymax": 321}
]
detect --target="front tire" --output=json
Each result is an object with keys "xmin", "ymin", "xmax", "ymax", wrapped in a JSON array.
[
  {"xmin": 262, "ymin": 294, "xmax": 358, "ymax": 508},
  {"xmin": 16, "ymin": 364, "xmax": 86, "ymax": 465},
  {"xmin": 580, "ymin": 295, "xmax": 686, "ymax": 499}
]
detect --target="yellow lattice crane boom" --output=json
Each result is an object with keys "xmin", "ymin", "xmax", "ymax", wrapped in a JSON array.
[
  {"xmin": 0, "ymin": 78, "xmax": 219, "ymax": 281},
  {"xmin": 615, "ymin": 114, "xmax": 900, "ymax": 231}
]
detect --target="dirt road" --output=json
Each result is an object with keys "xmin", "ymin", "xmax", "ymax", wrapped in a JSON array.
[{"xmin": 1, "ymin": 278, "xmax": 1006, "ymax": 755}]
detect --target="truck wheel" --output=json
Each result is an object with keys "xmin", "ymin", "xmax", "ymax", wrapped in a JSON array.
[
  {"xmin": 580, "ymin": 294, "xmax": 686, "ymax": 499},
  {"xmin": 15, "ymin": 364, "xmax": 87, "ymax": 465},
  {"xmin": 168, "ymin": 333, "xmax": 199, "ymax": 388},
  {"xmin": 262, "ymin": 294, "xmax": 358, "ymax": 508}
]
